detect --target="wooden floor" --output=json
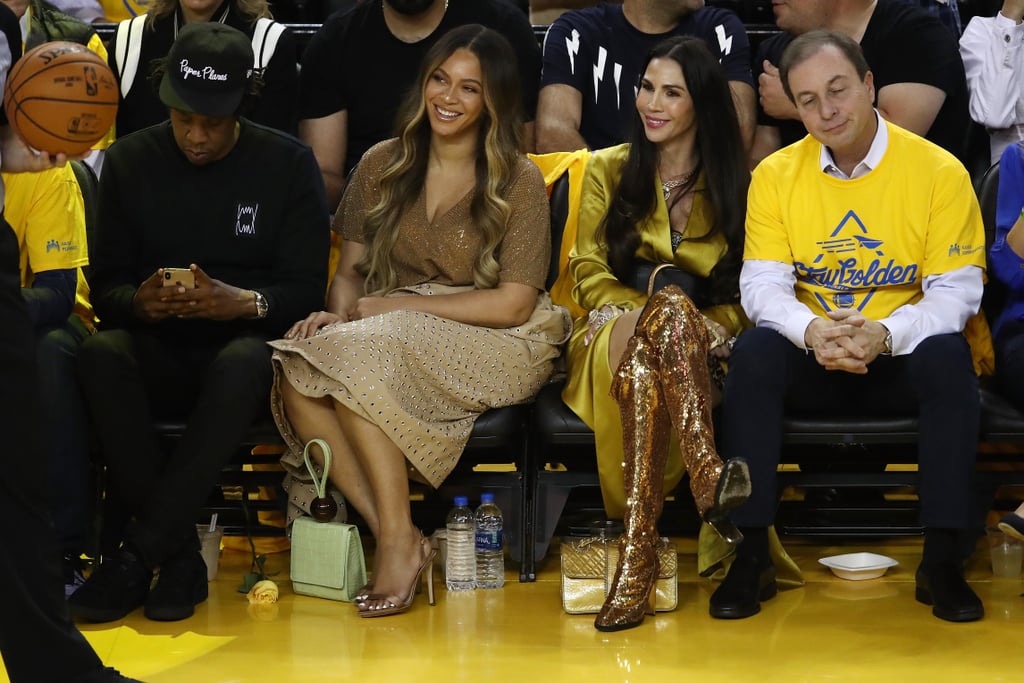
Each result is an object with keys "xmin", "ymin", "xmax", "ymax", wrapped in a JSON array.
[{"xmin": 6, "ymin": 535, "xmax": 1024, "ymax": 683}]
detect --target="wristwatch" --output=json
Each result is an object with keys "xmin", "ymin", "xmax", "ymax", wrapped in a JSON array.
[
  {"xmin": 253, "ymin": 290, "xmax": 268, "ymax": 319},
  {"xmin": 881, "ymin": 328, "xmax": 893, "ymax": 356}
]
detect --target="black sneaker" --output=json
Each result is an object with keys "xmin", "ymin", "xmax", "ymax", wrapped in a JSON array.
[
  {"xmin": 144, "ymin": 546, "xmax": 208, "ymax": 621},
  {"xmin": 68, "ymin": 549, "xmax": 151, "ymax": 623}
]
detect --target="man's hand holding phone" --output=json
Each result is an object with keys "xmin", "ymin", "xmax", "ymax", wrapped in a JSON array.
[
  {"xmin": 161, "ymin": 267, "xmax": 196, "ymax": 290},
  {"xmin": 152, "ymin": 264, "xmax": 255, "ymax": 321},
  {"xmin": 133, "ymin": 265, "xmax": 253, "ymax": 322},
  {"xmin": 131, "ymin": 268, "xmax": 184, "ymax": 322}
]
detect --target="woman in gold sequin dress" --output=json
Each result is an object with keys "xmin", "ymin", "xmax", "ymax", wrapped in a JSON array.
[
  {"xmin": 561, "ymin": 37, "xmax": 752, "ymax": 631},
  {"xmin": 268, "ymin": 26, "xmax": 570, "ymax": 618}
]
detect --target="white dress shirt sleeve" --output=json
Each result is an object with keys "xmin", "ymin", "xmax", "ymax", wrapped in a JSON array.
[
  {"xmin": 960, "ymin": 14, "xmax": 1024, "ymax": 130},
  {"xmin": 740, "ymin": 259, "xmax": 819, "ymax": 349},
  {"xmin": 877, "ymin": 265, "xmax": 984, "ymax": 355}
]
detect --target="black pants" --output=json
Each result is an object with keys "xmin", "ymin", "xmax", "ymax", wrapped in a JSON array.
[
  {"xmin": 77, "ymin": 329, "xmax": 273, "ymax": 568},
  {"xmin": 37, "ymin": 315, "xmax": 93, "ymax": 556},
  {"xmin": 722, "ymin": 327, "xmax": 980, "ymax": 530},
  {"xmin": 0, "ymin": 219, "xmax": 103, "ymax": 682}
]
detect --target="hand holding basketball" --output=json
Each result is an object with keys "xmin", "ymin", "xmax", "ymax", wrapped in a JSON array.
[
  {"xmin": 3, "ymin": 41, "xmax": 118, "ymax": 156},
  {"xmin": 0, "ymin": 125, "xmax": 75, "ymax": 174}
]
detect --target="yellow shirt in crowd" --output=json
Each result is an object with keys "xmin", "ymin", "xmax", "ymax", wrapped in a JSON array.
[
  {"xmin": 5, "ymin": 165, "xmax": 95, "ymax": 329},
  {"xmin": 98, "ymin": 0, "xmax": 150, "ymax": 22}
]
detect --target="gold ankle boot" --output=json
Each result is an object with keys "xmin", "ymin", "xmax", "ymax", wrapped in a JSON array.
[
  {"xmin": 634, "ymin": 286, "xmax": 751, "ymax": 544},
  {"xmin": 595, "ymin": 336, "xmax": 669, "ymax": 632}
]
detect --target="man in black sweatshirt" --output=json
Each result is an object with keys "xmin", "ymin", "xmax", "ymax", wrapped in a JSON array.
[{"xmin": 70, "ymin": 22, "xmax": 330, "ymax": 624}]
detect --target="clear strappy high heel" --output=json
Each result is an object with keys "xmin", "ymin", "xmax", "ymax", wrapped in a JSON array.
[{"xmin": 358, "ymin": 538, "xmax": 436, "ymax": 618}]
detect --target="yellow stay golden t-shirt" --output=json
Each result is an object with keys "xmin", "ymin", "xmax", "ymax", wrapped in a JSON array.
[
  {"xmin": 746, "ymin": 122, "xmax": 986, "ymax": 320},
  {"xmin": 5, "ymin": 166, "xmax": 94, "ymax": 328}
]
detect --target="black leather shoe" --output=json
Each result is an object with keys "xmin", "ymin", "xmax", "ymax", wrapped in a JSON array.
[
  {"xmin": 709, "ymin": 555, "xmax": 777, "ymax": 619},
  {"xmin": 915, "ymin": 564, "xmax": 984, "ymax": 623},
  {"xmin": 144, "ymin": 546, "xmax": 208, "ymax": 621},
  {"xmin": 68, "ymin": 549, "xmax": 151, "ymax": 623}
]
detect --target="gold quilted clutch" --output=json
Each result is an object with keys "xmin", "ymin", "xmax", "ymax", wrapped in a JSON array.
[{"xmin": 560, "ymin": 537, "xmax": 678, "ymax": 614}]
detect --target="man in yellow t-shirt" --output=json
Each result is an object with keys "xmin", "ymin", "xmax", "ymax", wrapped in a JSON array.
[
  {"xmin": 5, "ymin": 164, "xmax": 96, "ymax": 597},
  {"xmin": 711, "ymin": 31, "xmax": 986, "ymax": 625}
]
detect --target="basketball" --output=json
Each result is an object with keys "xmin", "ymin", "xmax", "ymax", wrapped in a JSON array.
[{"xmin": 3, "ymin": 41, "xmax": 118, "ymax": 156}]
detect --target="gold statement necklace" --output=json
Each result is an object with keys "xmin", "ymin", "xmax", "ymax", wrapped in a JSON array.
[
  {"xmin": 662, "ymin": 168, "xmax": 697, "ymax": 252},
  {"xmin": 661, "ymin": 168, "xmax": 696, "ymax": 202}
]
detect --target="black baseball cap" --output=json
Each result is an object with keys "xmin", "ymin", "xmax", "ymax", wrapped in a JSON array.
[{"xmin": 159, "ymin": 23, "xmax": 253, "ymax": 117}]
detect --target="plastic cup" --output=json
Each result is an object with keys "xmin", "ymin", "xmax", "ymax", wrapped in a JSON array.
[
  {"xmin": 196, "ymin": 524, "xmax": 224, "ymax": 581},
  {"xmin": 987, "ymin": 528, "xmax": 1023, "ymax": 578}
]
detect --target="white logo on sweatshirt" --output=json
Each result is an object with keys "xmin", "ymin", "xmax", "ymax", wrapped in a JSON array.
[{"xmin": 236, "ymin": 202, "xmax": 259, "ymax": 236}]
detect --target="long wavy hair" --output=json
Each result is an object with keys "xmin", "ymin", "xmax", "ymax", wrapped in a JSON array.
[
  {"xmin": 147, "ymin": 0, "xmax": 271, "ymax": 25},
  {"xmin": 357, "ymin": 24, "xmax": 525, "ymax": 295},
  {"xmin": 600, "ymin": 36, "xmax": 748, "ymax": 304}
]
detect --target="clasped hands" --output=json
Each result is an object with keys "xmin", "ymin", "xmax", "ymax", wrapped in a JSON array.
[
  {"xmin": 805, "ymin": 309, "xmax": 890, "ymax": 374},
  {"xmin": 132, "ymin": 265, "xmax": 252, "ymax": 322},
  {"xmin": 283, "ymin": 296, "xmax": 398, "ymax": 340}
]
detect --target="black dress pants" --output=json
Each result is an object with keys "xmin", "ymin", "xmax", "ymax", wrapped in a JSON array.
[
  {"xmin": 77, "ymin": 328, "xmax": 273, "ymax": 569},
  {"xmin": 0, "ymin": 218, "xmax": 103, "ymax": 682},
  {"xmin": 722, "ymin": 326, "xmax": 980, "ymax": 530}
]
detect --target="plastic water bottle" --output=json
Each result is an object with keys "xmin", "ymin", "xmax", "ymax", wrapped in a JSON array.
[
  {"xmin": 445, "ymin": 495, "xmax": 476, "ymax": 591},
  {"xmin": 474, "ymin": 492, "xmax": 505, "ymax": 589}
]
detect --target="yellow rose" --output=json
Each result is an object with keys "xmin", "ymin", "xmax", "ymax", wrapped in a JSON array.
[{"xmin": 247, "ymin": 579, "xmax": 279, "ymax": 604}]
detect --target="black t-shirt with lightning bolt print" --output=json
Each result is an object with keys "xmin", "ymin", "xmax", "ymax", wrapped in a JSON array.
[{"xmin": 540, "ymin": 3, "xmax": 753, "ymax": 151}]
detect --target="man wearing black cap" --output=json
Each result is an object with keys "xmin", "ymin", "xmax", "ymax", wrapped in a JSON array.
[{"xmin": 69, "ymin": 22, "xmax": 330, "ymax": 623}]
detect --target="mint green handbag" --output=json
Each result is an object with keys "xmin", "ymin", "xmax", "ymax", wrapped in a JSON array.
[{"xmin": 289, "ymin": 439, "xmax": 367, "ymax": 602}]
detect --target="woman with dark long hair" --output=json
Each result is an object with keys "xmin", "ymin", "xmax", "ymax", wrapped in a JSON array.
[
  {"xmin": 269, "ymin": 24, "xmax": 569, "ymax": 619},
  {"xmin": 561, "ymin": 36, "xmax": 751, "ymax": 631}
]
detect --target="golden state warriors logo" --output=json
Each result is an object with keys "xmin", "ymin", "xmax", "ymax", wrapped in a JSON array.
[{"xmin": 794, "ymin": 210, "xmax": 918, "ymax": 312}]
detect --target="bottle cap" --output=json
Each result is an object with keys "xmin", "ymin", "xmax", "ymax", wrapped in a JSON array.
[
  {"xmin": 454, "ymin": 495, "xmax": 469, "ymax": 506},
  {"xmin": 480, "ymin": 492, "xmax": 494, "ymax": 503}
]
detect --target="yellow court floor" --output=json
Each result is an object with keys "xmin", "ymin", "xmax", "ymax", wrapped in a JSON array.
[{"xmin": 8, "ymin": 537, "xmax": 1024, "ymax": 683}]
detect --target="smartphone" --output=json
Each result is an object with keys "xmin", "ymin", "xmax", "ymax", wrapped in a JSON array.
[{"xmin": 162, "ymin": 267, "xmax": 196, "ymax": 288}]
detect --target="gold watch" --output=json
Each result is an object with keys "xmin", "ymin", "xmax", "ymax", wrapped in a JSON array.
[
  {"xmin": 881, "ymin": 328, "xmax": 893, "ymax": 355},
  {"xmin": 253, "ymin": 290, "xmax": 268, "ymax": 319}
]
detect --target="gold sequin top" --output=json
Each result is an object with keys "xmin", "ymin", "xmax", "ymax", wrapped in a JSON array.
[{"xmin": 335, "ymin": 139, "xmax": 551, "ymax": 291}]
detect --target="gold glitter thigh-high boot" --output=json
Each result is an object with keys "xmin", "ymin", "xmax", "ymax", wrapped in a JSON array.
[
  {"xmin": 595, "ymin": 336, "xmax": 670, "ymax": 632},
  {"xmin": 634, "ymin": 286, "xmax": 751, "ymax": 546}
]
